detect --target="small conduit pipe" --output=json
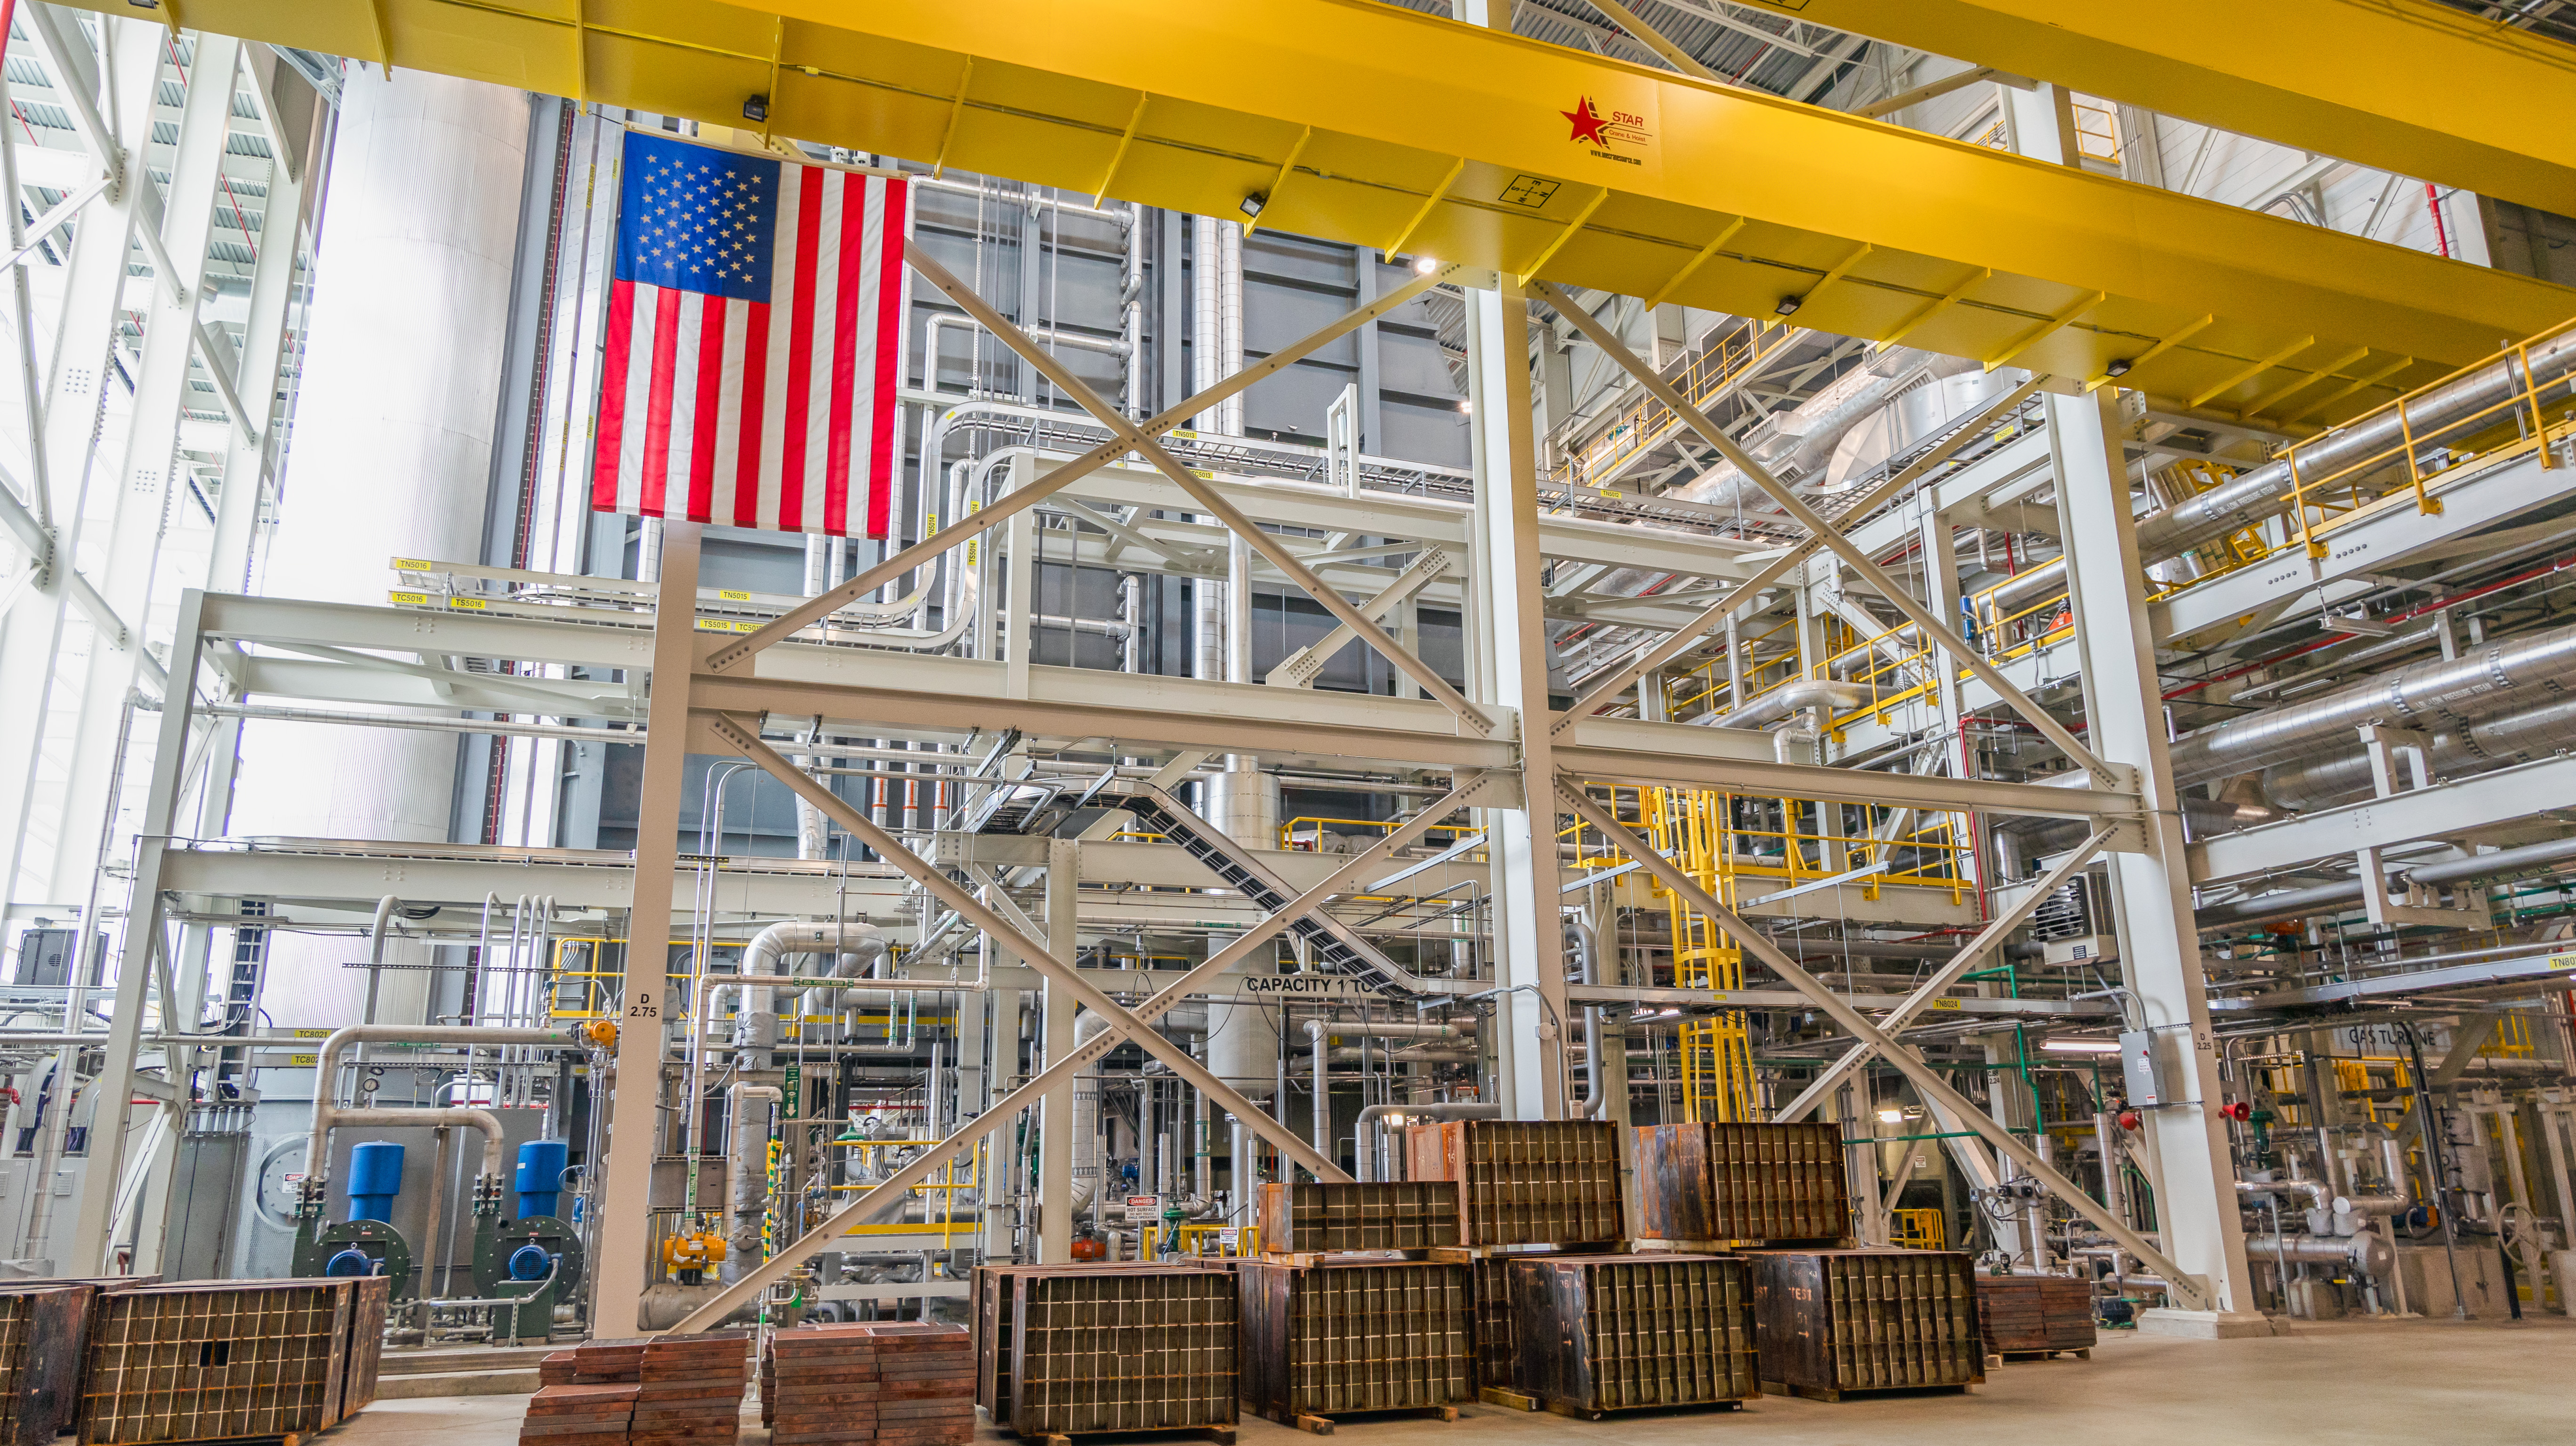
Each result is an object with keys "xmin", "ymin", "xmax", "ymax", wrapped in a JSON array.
[{"xmin": 306, "ymin": 1025, "xmax": 586, "ymax": 1192}]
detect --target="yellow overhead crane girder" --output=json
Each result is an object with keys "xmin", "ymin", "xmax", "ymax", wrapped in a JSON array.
[
  {"xmin": 116, "ymin": 0, "xmax": 2576, "ymax": 428},
  {"xmin": 1737, "ymin": 0, "xmax": 2576, "ymax": 219}
]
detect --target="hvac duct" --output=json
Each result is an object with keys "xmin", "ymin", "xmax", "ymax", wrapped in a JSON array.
[
  {"xmin": 2260, "ymin": 693, "xmax": 2576, "ymax": 809},
  {"xmin": 1695, "ymin": 678, "xmax": 1871, "ymax": 729},
  {"xmin": 2137, "ymin": 330, "xmax": 2576, "ymax": 561},
  {"xmin": 2166, "ymin": 619, "xmax": 2576, "ymax": 787},
  {"xmin": 2193, "ymin": 834, "xmax": 2576, "ymax": 931}
]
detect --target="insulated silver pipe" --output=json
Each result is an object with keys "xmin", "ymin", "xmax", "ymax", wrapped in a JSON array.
[
  {"xmin": 2168, "ymin": 619, "xmax": 2576, "ymax": 786},
  {"xmin": 2261, "ymin": 693, "xmax": 2576, "ymax": 808},
  {"xmin": 1696, "ymin": 678, "xmax": 1871, "ymax": 730},
  {"xmin": 2194, "ymin": 833, "xmax": 2576, "ymax": 930},
  {"xmin": 1351, "ymin": 1101, "xmax": 1497, "ymax": 1182},
  {"xmin": 2138, "ymin": 329, "xmax": 2576, "ymax": 561},
  {"xmin": 306, "ymin": 1025, "xmax": 585, "ymax": 1189}
]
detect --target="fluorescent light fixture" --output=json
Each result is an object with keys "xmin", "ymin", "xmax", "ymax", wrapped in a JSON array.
[
  {"xmin": 1875, "ymin": 1107, "xmax": 1908, "ymax": 1124},
  {"xmin": 1774, "ymin": 294, "xmax": 1803, "ymax": 316},
  {"xmin": 2324, "ymin": 612, "xmax": 2398, "ymax": 637},
  {"xmin": 1414, "ymin": 255, "xmax": 1440, "ymax": 274},
  {"xmin": 2041, "ymin": 1038, "xmax": 2122, "ymax": 1054}
]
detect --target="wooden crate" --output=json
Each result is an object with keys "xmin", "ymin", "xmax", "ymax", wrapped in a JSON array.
[
  {"xmin": 1405, "ymin": 1121, "xmax": 1621, "ymax": 1247},
  {"xmin": 1007, "ymin": 1266, "xmax": 1236, "ymax": 1437},
  {"xmin": 0, "ymin": 1284, "xmax": 95, "ymax": 1446},
  {"xmin": 1256, "ymin": 1182, "xmax": 1460, "ymax": 1254},
  {"xmin": 1508, "ymin": 1254, "xmax": 1757, "ymax": 1416},
  {"xmin": 1745, "ymin": 1250, "xmax": 1983, "ymax": 1401},
  {"xmin": 1236, "ymin": 1259, "xmax": 1471, "ymax": 1427},
  {"xmin": 340, "ymin": 1275, "xmax": 389, "ymax": 1418},
  {"xmin": 1634, "ymin": 1122, "xmax": 1849, "ymax": 1244},
  {"xmin": 1975, "ymin": 1274, "xmax": 2097, "ymax": 1357},
  {"xmin": 78, "ymin": 1280, "xmax": 358, "ymax": 1446}
]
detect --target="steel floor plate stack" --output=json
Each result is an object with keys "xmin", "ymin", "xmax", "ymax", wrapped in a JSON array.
[
  {"xmin": 520, "ymin": 1384, "xmax": 639, "ymax": 1446},
  {"xmin": 1975, "ymin": 1274, "xmax": 2097, "ymax": 1358},
  {"xmin": 631, "ymin": 1333, "xmax": 749, "ymax": 1446}
]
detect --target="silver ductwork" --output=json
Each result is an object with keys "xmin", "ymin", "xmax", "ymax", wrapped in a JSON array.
[
  {"xmin": 2261, "ymin": 693, "xmax": 2576, "ymax": 809},
  {"xmin": 1670, "ymin": 348, "xmax": 1980, "ymax": 513},
  {"xmin": 1693, "ymin": 678, "xmax": 1870, "ymax": 729},
  {"xmin": 2167, "ymin": 619, "xmax": 2576, "ymax": 787},
  {"xmin": 2137, "ymin": 330, "xmax": 2576, "ymax": 562},
  {"xmin": 2194, "ymin": 833, "xmax": 2576, "ymax": 931}
]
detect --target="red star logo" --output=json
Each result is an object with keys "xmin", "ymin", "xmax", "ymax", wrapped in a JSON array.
[{"xmin": 1562, "ymin": 96, "xmax": 1612, "ymax": 147}]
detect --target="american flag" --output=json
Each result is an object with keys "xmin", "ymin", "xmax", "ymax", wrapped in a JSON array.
[{"xmin": 590, "ymin": 131, "xmax": 909, "ymax": 538}]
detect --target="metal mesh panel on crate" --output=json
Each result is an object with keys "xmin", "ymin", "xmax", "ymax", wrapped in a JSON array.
[
  {"xmin": 1261, "ymin": 1182, "xmax": 1460, "ymax": 1253},
  {"xmin": 1470, "ymin": 1258, "xmax": 1518, "ymax": 1388},
  {"xmin": 1822, "ymin": 1253, "xmax": 1979, "ymax": 1391},
  {"xmin": 1415, "ymin": 1121, "xmax": 1621, "ymax": 1247},
  {"xmin": 1008, "ymin": 1269, "xmax": 1235, "ymax": 1436},
  {"xmin": 81, "ymin": 1284, "xmax": 351, "ymax": 1446},
  {"xmin": 1638, "ymin": 1122, "xmax": 1850, "ymax": 1242},
  {"xmin": 1537, "ymin": 1256, "xmax": 1758, "ymax": 1410},
  {"xmin": 1247, "ymin": 1261, "xmax": 1472, "ymax": 1418}
]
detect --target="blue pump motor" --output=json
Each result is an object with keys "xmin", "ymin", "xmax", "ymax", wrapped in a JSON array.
[
  {"xmin": 324, "ymin": 1247, "xmax": 378, "ymax": 1277},
  {"xmin": 515, "ymin": 1140, "xmax": 568, "ymax": 1220},
  {"xmin": 347, "ymin": 1141, "xmax": 404, "ymax": 1224},
  {"xmin": 507, "ymin": 1243, "xmax": 556, "ymax": 1282}
]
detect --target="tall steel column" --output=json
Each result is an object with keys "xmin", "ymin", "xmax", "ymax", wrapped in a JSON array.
[
  {"xmin": 2048, "ymin": 385, "xmax": 2262, "ymax": 1332},
  {"xmin": 1464, "ymin": 276, "xmax": 1566, "ymax": 1120}
]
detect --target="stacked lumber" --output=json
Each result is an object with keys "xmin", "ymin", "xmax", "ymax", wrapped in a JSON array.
[
  {"xmin": 1975, "ymin": 1275, "xmax": 2096, "ymax": 1358},
  {"xmin": 518, "ymin": 1385, "xmax": 640, "ymax": 1446},
  {"xmin": 632, "ymin": 1333, "xmax": 750, "ymax": 1446}
]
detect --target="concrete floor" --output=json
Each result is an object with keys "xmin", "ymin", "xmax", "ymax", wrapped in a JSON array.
[{"xmin": 340, "ymin": 1315, "xmax": 2576, "ymax": 1446}]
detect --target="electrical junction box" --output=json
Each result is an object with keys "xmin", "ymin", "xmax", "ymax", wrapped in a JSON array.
[
  {"xmin": 2042, "ymin": 935, "xmax": 2114, "ymax": 968},
  {"xmin": 2118, "ymin": 1029, "xmax": 2176, "ymax": 1107}
]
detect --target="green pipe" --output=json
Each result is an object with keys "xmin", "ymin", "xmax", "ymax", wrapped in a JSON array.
[{"xmin": 1841, "ymin": 1128, "xmax": 2037, "ymax": 1145}]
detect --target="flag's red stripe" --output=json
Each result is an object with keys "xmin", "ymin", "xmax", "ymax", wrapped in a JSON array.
[
  {"xmin": 687, "ymin": 296, "xmax": 725, "ymax": 525},
  {"xmin": 866, "ymin": 180, "xmax": 908, "ymax": 540},
  {"xmin": 640, "ymin": 286, "xmax": 683, "ymax": 516},
  {"xmin": 592, "ymin": 280, "xmax": 637, "ymax": 513},
  {"xmin": 824, "ymin": 172, "xmax": 865, "ymax": 538},
  {"xmin": 777, "ymin": 165, "xmax": 826, "ymax": 533},
  {"xmin": 734, "ymin": 303, "xmax": 770, "ymax": 528}
]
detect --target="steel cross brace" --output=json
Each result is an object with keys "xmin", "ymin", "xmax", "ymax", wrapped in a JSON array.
[
  {"xmin": 705, "ymin": 260, "xmax": 1466, "ymax": 672},
  {"xmin": 1553, "ymin": 368, "xmax": 2042, "ymax": 724},
  {"xmin": 1528, "ymin": 281, "xmax": 2107, "ymax": 781},
  {"xmin": 708, "ymin": 709, "xmax": 1340, "ymax": 1168},
  {"xmin": 1553, "ymin": 775, "xmax": 2211, "ymax": 1309},
  {"xmin": 670, "ymin": 734, "xmax": 1495, "ymax": 1331},
  {"xmin": 899, "ymin": 248, "xmax": 1491, "ymax": 733},
  {"xmin": 1775, "ymin": 825, "xmax": 2116, "ymax": 1122}
]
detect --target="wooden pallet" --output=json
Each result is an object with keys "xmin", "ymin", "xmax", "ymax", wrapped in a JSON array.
[
  {"xmin": 1024, "ymin": 1427, "xmax": 1233, "ymax": 1446},
  {"xmin": 1282, "ymin": 1406, "xmax": 1457, "ymax": 1436},
  {"xmin": 1543, "ymin": 1398, "xmax": 1748, "ymax": 1422},
  {"xmin": 1426, "ymin": 1242, "xmax": 1626, "ymax": 1262},
  {"xmin": 1759, "ymin": 1380, "xmax": 1974, "ymax": 1405},
  {"xmin": 1255, "ymin": 1249, "xmax": 1437, "ymax": 1268},
  {"xmin": 1475, "ymin": 1388, "xmax": 1538, "ymax": 1412},
  {"xmin": 1998, "ymin": 1348, "xmax": 2092, "ymax": 1362}
]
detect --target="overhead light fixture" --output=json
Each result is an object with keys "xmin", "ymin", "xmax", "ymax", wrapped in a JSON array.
[
  {"xmin": 1458, "ymin": 399, "xmax": 1474, "ymax": 415},
  {"xmin": 1875, "ymin": 1107, "xmax": 1908, "ymax": 1124},
  {"xmin": 2104, "ymin": 358, "xmax": 2134, "ymax": 378},
  {"xmin": 1414, "ymin": 255, "xmax": 1441, "ymax": 274},
  {"xmin": 1774, "ymin": 295, "xmax": 1804, "ymax": 317},
  {"xmin": 2040, "ymin": 1038, "xmax": 2123, "ymax": 1054},
  {"xmin": 2325, "ymin": 611, "xmax": 2399, "ymax": 637},
  {"xmin": 1239, "ymin": 192, "xmax": 1267, "ymax": 219}
]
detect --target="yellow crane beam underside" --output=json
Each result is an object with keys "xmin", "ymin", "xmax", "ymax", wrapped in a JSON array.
[
  {"xmin": 125, "ymin": 0, "xmax": 2576, "ymax": 426},
  {"xmin": 1739, "ymin": 0, "xmax": 2576, "ymax": 218}
]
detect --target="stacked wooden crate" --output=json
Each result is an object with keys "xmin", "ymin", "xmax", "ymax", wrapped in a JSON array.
[
  {"xmin": 1506, "ymin": 1253, "xmax": 1760, "ymax": 1418},
  {"xmin": 1254, "ymin": 1182, "xmax": 1457, "ymax": 1254},
  {"xmin": 977, "ymin": 1264, "xmax": 1236, "ymax": 1443},
  {"xmin": 1235, "ymin": 1256, "xmax": 1474, "ymax": 1431},
  {"xmin": 1634, "ymin": 1121, "xmax": 1852, "ymax": 1246},
  {"xmin": 1975, "ymin": 1274, "xmax": 2097, "ymax": 1360},
  {"xmin": 0, "ymin": 1283, "xmax": 97, "ymax": 1446},
  {"xmin": 1404, "ymin": 1121, "xmax": 1624, "ymax": 1391},
  {"xmin": 76, "ymin": 1277, "xmax": 388, "ymax": 1446},
  {"xmin": 1744, "ymin": 1249, "xmax": 1985, "ymax": 1401}
]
